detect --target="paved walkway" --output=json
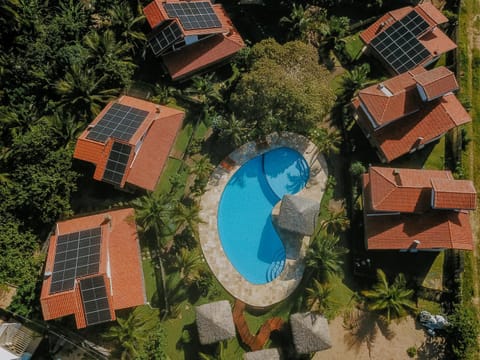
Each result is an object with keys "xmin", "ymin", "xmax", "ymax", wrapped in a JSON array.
[{"xmin": 199, "ymin": 132, "xmax": 328, "ymax": 307}]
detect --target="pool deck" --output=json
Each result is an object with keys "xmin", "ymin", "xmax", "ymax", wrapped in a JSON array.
[{"xmin": 199, "ymin": 132, "xmax": 328, "ymax": 307}]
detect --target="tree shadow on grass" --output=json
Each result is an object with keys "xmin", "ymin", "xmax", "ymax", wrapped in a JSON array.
[
  {"xmin": 343, "ymin": 308, "xmax": 395, "ymax": 358},
  {"xmin": 176, "ymin": 322, "xmax": 201, "ymax": 359}
]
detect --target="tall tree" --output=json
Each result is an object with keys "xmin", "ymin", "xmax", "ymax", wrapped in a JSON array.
[
  {"xmin": 184, "ymin": 74, "xmax": 223, "ymax": 120},
  {"xmin": 103, "ymin": 311, "xmax": 146, "ymax": 360},
  {"xmin": 173, "ymin": 201, "xmax": 203, "ymax": 239},
  {"xmin": 212, "ymin": 113, "xmax": 250, "ymax": 147},
  {"xmin": 306, "ymin": 279, "xmax": 333, "ymax": 314},
  {"xmin": 107, "ymin": 1, "xmax": 146, "ymax": 51},
  {"xmin": 361, "ymin": 269, "xmax": 415, "ymax": 323},
  {"xmin": 305, "ymin": 233, "xmax": 348, "ymax": 282}
]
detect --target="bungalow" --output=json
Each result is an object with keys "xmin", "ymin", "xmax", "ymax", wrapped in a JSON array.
[
  {"xmin": 352, "ymin": 66, "xmax": 470, "ymax": 162},
  {"xmin": 143, "ymin": 0, "xmax": 245, "ymax": 81},
  {"xmin": 40, "ymin": 208, "xmax": 146, "ymax": 329},
  {"xmin": 362, "ymin": 166, "xmax": 476, "ymax": 251},
  {"xmin": 74, "ymin": 95, "xmax": 184, "ymax": 191},
  {"xmin": 360, "ymin": 3, "xmax": 456, "ymax": 74}
]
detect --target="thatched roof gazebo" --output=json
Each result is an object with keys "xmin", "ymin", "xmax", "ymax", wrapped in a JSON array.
[
  {"xmin": 243, "ymin": 348, "xmax": 282, "ymax": 360},
  {"xmin": 290, "ymin": 312, "xmax": 332, "ymax": 354},
  {"xmin": 277, "ymin": 195, "xmax": 320, "ymax": 236},
  {"xmin": 195, "ymin": 300, "xmax": 236, "ymax": 345}
]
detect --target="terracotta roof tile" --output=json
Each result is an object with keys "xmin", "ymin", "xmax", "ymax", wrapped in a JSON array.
[
  {"xmin": 414, "ymin": 66, "xmax": 458, "ymax": 100},
  {"xmin": 126, "ymin": 111, "xmax": 184, "ymax": 190},
  {"xmin": 362, "ymin": 172, "xmax": 474, "ymax": 250},
  {"xmin": 431, "ymin": 178, "xmax": 477, "ymax": 210},
  {"xmin": 360, "ymin": 7, "xmax": 413, "ymax": 44},
  {"xmin": 418, "ymin": 27, "xmax": 457, "ymax": 57},
  {"xmin": 366, "ymin": 166, "xmax": 452, "ymax": 213},
  {"xmin": 144, "ymin": 0, "xmax": 228, "ymax": 36},
  {"xmin": 74, "ymin": 96, "xmax": 185, "ymax": 190},
  {"xmin": 162, "ymin": 32, "xmax": 244, "ymax": 81},
  {"xmin": 417, "ymin": 2, "xmax": 449, "ymax": 25},
  {"xmin": 365, "ymin": 210, "xmax": 473, "ymax": 250},
  {"xmin": 40, "ymin": 209, "xmax": 145, "ymax": 328}
]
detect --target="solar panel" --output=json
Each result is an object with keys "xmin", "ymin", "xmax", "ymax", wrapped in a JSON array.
[
  {"xmin": 149, "ymin": 21, "xmax": 183, "ymax": 56},
  {"xmin": 102, "ymin": 141, "xmax": 132, "ymax": 186},
  {"xmin": 164, "ymin": 1, "xmax": 222, "ymax": 30},
  {"xmin": 86, "ymin": 103, "xmax": 149, "ymax": 143},
  {"xmin": 49, "ymin": 227, "xmax": 102, "ymax": 294},
  {"xmin": 79, "ymin": 276, "xmax": 112, "ymax": 326},
  {"xmin": 370, "ymin": 10, "xmax": 431, "ymax": 74}
]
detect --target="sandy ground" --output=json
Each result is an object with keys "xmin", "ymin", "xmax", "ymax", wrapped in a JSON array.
[{"xmin": 313, "ymin": 315, "xmax": 444, "ymax": 360}]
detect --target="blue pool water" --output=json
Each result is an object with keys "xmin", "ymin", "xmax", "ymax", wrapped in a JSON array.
[{"xmin": 217, "ymin": 147, "xmax": 310, "ymax": 284}]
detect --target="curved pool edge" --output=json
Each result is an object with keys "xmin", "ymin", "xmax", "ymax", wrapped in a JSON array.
[{"xmin": 198, "ymin": 132, "xmax": 329, "ymax": 308}]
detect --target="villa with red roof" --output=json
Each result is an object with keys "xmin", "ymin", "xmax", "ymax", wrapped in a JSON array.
[
  {"xmin": 352, "ymin": 66, "xmax": 470, "ymax": 162},
  {"xmin": 74, "ymin": 95, "xmax": 184, "ymax": 191},
  {"xmin": 360, "ymin": 3, "xmax": 455, "ymax": 74},
  {"xmin": 40, "ymin": 208, "xmax": 146, "ymax": 329},
  {"xmin": 143, "ymin": 0, "xmax": 245, "ymax": 81},
  {"xmin": 362, "ymin": 166, "xmax": 476, "ymax": 251}
]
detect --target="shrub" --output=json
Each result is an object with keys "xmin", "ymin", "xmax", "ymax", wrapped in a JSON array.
[{"xmin": 406, "ymin": 346, "xmax": 417, "ymax": 358}]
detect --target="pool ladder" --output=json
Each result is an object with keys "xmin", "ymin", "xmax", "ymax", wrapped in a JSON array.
[{"xmin": 266, "ymin": 249, "xmax": 286, "ymax": 282}]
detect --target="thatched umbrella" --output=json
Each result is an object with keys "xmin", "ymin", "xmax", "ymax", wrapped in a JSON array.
[
  {"xmin": 290, "ymin": 312, "xmax": 332, "ymax": 354},
  {"xmin": 243, "ymin": 348, "xmax": 282, "ymax": 360},
  {"xmin": 195, "ymin": 300, "xmax": 236, "ymax": 345},
  {"xmin": 278, "ymin": 195, "xmax": 320, "ymax": 236}
]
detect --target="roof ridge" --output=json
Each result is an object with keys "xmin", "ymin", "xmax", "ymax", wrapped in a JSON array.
[{"xmin": 370, "ymin": 167, "xmax": 398, "ymax": 209}]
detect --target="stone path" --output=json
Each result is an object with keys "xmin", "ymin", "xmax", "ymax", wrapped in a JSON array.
[{"xmin": 198, "ymin": 132, "xmax": 328, "ymax": 307}]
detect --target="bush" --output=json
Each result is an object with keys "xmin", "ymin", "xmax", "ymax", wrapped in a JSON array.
[
  {"xmin": 446, "ymin": 305, "xmax": 480, "ymax": 359},
  {"xmin": 406, "ymin": 346, "xmax": 417, "ymax": 358}
]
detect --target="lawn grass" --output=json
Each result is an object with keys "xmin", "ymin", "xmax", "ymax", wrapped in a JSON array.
[
  {"xmin": 343, "ymin": 33, "xmax": 364, "ymax": 61},
  {"xmin": 423, "ymin": 137, "xmax": 445, "ymax": 170},
  {"xmin": 142, "ymin": 258, "xmax": 157, "ymax": 304},
  {"xmin": 173, "ymin": 123, "xmax": 194, "ymax": 155},
  {"xmin": 328, "ymin": 274, "xmax": 355, "ymax": 318},
  {"xmin": 156, "ymin": 158, "xmax": 186, "ymax": 194},
  {"xmin": 420, "ymin": 251, "xmax": 444, "ymax": 291},
  {"xmin": 417, "ymin": 298, "xmax": 443, "ymax": 315}
]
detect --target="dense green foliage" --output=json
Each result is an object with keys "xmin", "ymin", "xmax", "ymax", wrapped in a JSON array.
[
  {"xmin": 0, "ymin": 0, "xmax": 145, "ymax": 315},
  {"xmin": 446, "ymin": 305, "xmax": 480, "ymax": 360},
  {"xmin": 230, "ymin": 39, "xmax": 335, "ymax": 137}
]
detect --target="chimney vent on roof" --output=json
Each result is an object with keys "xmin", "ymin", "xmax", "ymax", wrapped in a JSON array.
[
  {"xmin": 44, "ymin": 271, "xmax": 52, "ymax": 279},
  {"xmin": 379, "ymin": 22, "xmax": 385, "ymax": 28},
  {"xmin": 87, "ymin": 124, "xmax": 94, "ymax": 130},
  {"xmin": 155, "ymin": 105, "xmax": 161, "ymax": 113},
  {"xmin": 102, "ymin": 214, "xmax": 112, "ymax": 230},
  {"xmin": 393, "ymin": 169, "xmax": 400, "ymax": 175}
]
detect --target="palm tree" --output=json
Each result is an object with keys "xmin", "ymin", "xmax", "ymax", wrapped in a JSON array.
[
  {"xmin": 306, "ymin": 279, "xmax": 332, "ymax": 314},
  {"xmin": 55, "ymin": 63, "xmax": 118, "ymax": 118},
  {"xmin": 189, "ymin": 156, "xmax": 213, "ymax": 195},
  {"xmin": 309, "ymin": 125, "xmax": 342, "ymax": 157},
  {"xmin": 340, "ymin": 63, "xmax": 371, "ymax": 101},
  {"xmin": 361, "ymin": 269, "xmax": 416, "ymax": 323},
  {"xmin": 171, "ymin": 247, "xmax": 203, "ymax": 283},
  {"xmin": 184, "ymin": 74, "xmax": 223, "ymax": 119},
  {"xmin": 103, "ymin": 310, "xmax": 146, "ymax": 359},
  {"xmin": 107, "ymin": 1, "xmax": 146, "ymax": 51},
  {"xmin": 305, "ymin": 234, "xmax": 348, "ymax": 283},
  {"xmin": 132, "ymin": 192, "xmax": 176, "ymax": 317},
  {"xmin": 151, "ymin": 83, "xmax": 179, "ymax": 105},
  {"xmin": 173, "ymin": 201, "xmax": 203, "ymax": 239},
  {"xmin": 213, "ymin": 113, "xmax": 250, "ymax": 147},
  {"xmin": 320, "ymin": 199, "xmax": 350, "ymax": 234},
  {"xmin": 280, "ymin": 3, "xmax": 310, "ymax": 41},
  {"xmin": 41, "ymin": 111, "xmax": 85, "ymax": 147}
]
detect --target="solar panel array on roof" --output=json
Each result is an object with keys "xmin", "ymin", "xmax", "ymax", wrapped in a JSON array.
[
  {"xmin": 86, "ymin": 103, "xmax": 149, "ymax": 143},
  {"xmin": 164, "ymin": 1, "xmax": 222, "ymax": 30},
  {"xmin": 370, "ymin": 10, "xmax": 431, "ymax": 74},
  {"xmin": 103, "ymin": 141, "xmax": 132, "ymax": 186},
  {"xmin": 149, "ymin": 21, "xmax": 183, "ymax": 56},
  {"xmin": 49, "ymin": 227, "xmax": 102, "ymax": 294},
  {"xmin": 79, "ymin": 276, "xmax": 112, "ymax": 326}
]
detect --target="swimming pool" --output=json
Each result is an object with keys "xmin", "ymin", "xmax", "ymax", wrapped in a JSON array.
[{"xmin": 217, "ymin": 147, "xmax": 310, "ymax": 284}]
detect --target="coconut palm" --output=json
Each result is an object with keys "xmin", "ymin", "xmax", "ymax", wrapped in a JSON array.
[
  {"xmin": 189, "ymin": 156, "xmax": 213, "ymax": 195},
  {"xmin": 41, "ymin": 111, "xmax": 85, "ymax": 147},
  {"xmin": 151, "ymin": 82, "xmax": 179, "ymax": 105},
  {"xmin": 55, "ymin": 63, "xmax": 118, "ymax": 118},
  {"xmin": 305, "ymin": 234, "xmax": 348, "ymax": 282},
  {"xmin": 306, "ymin": 279, "xmax": 333, "ymax": 314},
  {"xmin": 280, "ymin": 3, "xmax": 310, "ymax": 41},
  {"xmin": 107, "ymin": 1, "xmax": 146, "ymax": 51},
  {"xmin": 103, "ymin": 310, "xmax": 146, "ymax": 360},
  {"xmin": 320, "ymin": 199, "xmax": 350, "ymax": 234},
  {"xmin": 184, "ymin": 74, "xmax": 223, "ymax": 119},
  {"xmin": 171, "ymin": 247, "xmax": 204, "ymax": 283},
  {"xmin": 340, "ymin": 63, "xmax": 371, "ymax": 101},
  {"xmin": 173, "ymin": 201, "xmax": 203, "ymax": 239},
  {"xmin": 361, "ymin": 269, "xmax": 416, "ymax": 323},
  {"xmin": 309, "ymin": 125, "xmax": 342, "ymax": 157},
  {"xmin": 213, "ymin": 113, "xmax": 250, "ymax": 147}
]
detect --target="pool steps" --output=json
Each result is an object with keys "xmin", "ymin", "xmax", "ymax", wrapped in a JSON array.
[{"xmin": 266, "ymin": 249, "xmax": 286, "ymax": 282}]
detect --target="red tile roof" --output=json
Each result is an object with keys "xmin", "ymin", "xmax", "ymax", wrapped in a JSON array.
[
  {"xmin": 40, "ymin": 208, "xmax": 146, "ymax": 328},
  {"xmin": 365, "ymin": 166, "xmax": 452, "ymax": 213},
  {"xmin": 362, "ymin": 170, "xmax": 475, "ymax": 250},
  {"xmin": 360, "ymin": 4, "xmax": 455, "ymax": 73},
  {"xmin": 160, "ymin": 4, "xmax": 245, "ymax": 81},
  {"xmin": 431, "ymin": 178, "xmax": 477, "ymax": 210},
  {"xmin": 74, "ymin": 96, "xmax": 185, "ymax": 190},
  {"xmin": 364, "ymin": 210, "xmax": 473, "ymax": 250},
  {"xmin": 413, "ymin": 66, "xmax": 458, "ymax": 100},
  {"xmin": 144, "ymin": 0, "xmax": 228, "ymax": 36}
]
